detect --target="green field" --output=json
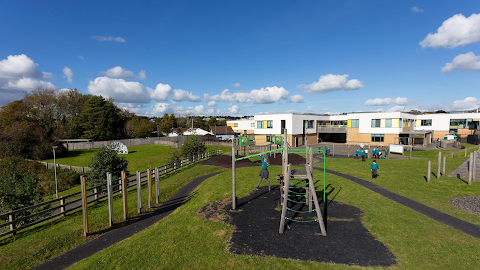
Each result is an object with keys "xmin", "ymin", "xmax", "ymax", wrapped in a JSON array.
[
  {"xmin": 0, "ymin": 164, "xmax": 223, "ymax": 270},
  {"xmin": 69, "ymin": 162, "xmax": 480, "ymax": 269},
  {"xmin": 43, "ymin": 144, "xmax": 231, "ymax": 172}
]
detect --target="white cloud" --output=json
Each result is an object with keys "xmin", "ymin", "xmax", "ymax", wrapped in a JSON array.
[
  {"xmin": 63, "ymin": 66, "xmax": 73, "ymax": 83},
  {"xmin": 205, "ymin": 87, "xmax": 288, "ymax": 104},
  {"xmin": 4, "ymin": 77, "xmax": 55, "ymax": 90},
  {"xmin": 299, "ymin": 74, "xmax": 364, "ymax": 93},
  {"xmin": 411, "ymin": 7, "xmax": 423, "ymax": 13},
  {"xmin": 232, "ymin": 83, "xmax": 241, "ymax": 87},
  {"xmin": 289, "ymin": 94, "xmax": 306, "ymax": 103},
  {"xmin": 150, "ymin": 103, "xmax": 173, "ymax": 116},
  {"xmin": 117, "ymin": 102, "xmax": 145, "ymax": 114},
  {"xmin": 228, "ymin": 103, "xmax": 240, "ymax": 114},
  {"xmin": 0, "ymin": 54, "xmax": 43, "ymax": 79},
  {"xmin": 103, "ymin": 66, "xmax": 135, "ymax": 79},
  {"xmin": 419, "ymin": 13, "xmax": 480, "ymax": 48},
  {"xmin": 0, "ymin": 54, "xmax": 56, "ymax": 105},
  {"xmin": 365, "ymin": 97, "xmax": 409, "ymax": 106},
  {"xmin": 150, "ymin": 83, "xmax": 171, "ymax": 101},
  {"xmin": 87, "ymin": 76, "xmax": 151, "ymax": 103},
  {"xmin": 404, "ymin": 97, "xmax": 480, "ymax": 112},
  {"xmin": 171, "ymin": 89, "xmax": 201, "ymax": 102},
  {"xmin": 207, "ymin": 100, "xmax": 216, "ymax": 107},
  {"xmin": 386, "ymin": 105, "xmax": 406, "ymax": 112},
  {"xmin": 173, "ymin": 105, "xmax": 213, "ymax": 116},
  {"xmin": 442, "ymin": 52, "xmax": 480, "ymax": 73},
  {"xmin": 79, "ymin": 56, "xmax": 84, "ymax": 61},
  {"xmin": 92, "ymin": 36, "xmax": 126, "ymax": 43},
  {"xmin": 138, "ymin": 70, "xmax": 147, "ymax": 80}
]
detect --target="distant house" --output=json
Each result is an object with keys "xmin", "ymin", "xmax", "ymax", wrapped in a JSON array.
[
  {"xmin": 210, "ymin": 126, "xmax": 237, "ymax": 141},
  {"xmin": 167, "ymin": 128, "xmax": 187, "ymax": 137}
]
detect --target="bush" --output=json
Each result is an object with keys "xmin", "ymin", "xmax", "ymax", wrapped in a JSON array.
[
  {"xmin": 181, "ymin": 136, "xmax": 206, "ymax": 161},
  {"xmin": 86, "ymin": 144, "xmax": 128, "ymax": 190}
]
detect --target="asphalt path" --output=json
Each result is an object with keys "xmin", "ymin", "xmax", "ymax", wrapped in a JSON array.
[{"xmin": 32, "ymin": 170, "xmax": 224, "ymax": 270}]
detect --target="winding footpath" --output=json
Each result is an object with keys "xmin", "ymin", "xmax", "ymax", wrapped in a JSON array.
[{"xmin": 32, "ymin": 170, "xmax": 224, "ymax": 270}]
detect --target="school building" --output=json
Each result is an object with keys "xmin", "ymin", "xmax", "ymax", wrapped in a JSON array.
[{"xmin": 227, "ymin": 111, "xmax": 480, "ymax": 147}]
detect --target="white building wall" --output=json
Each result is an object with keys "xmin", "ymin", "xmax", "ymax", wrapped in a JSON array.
[
  {"xmin": 347, "ymin": 112, "xmax": 404, "ymax": 134},
  {"xmin": 415, "ymin": 113, "xmax": 480, "ymax": 131}
]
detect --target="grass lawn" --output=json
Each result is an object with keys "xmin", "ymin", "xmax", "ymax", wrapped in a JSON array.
[
  {"xmin": 43, "ymin": 144, "xmax": 231, "ymax": 172},
  {"xmin": 0, "ymin": 164, "xmax": 223, "ymax": 270},
  {"xmin": 69, "ymin": 165, "xmax": 480, "ymax": 269},
  {"xmin": 324, "ymin": 149, "xmax": 480, "ymax": 226}
]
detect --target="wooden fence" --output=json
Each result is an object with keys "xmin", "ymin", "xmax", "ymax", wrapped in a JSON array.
[
  {"xmin": 39, "ymin": 161, "xmax": 92, "ymax": 173},
  {"xmin": 0, "ymin": 150, "xmax": 223, "ymax": 238}
]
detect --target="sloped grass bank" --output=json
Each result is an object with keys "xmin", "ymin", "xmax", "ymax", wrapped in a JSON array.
[
  {"xmin": 0, "ymin": 165, "xmax": 222, "ymax": 270},
  {"xmin": 70, "ymin": 166, "xmax": 480, "ymax": 269}
]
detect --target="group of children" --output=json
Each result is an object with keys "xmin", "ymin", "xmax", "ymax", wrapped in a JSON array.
[{"xmin": 355, "ymin": 147, "xmax": 388, "ymax": 162}]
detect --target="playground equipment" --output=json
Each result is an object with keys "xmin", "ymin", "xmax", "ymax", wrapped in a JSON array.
[{"xmin": 231, "ymin": 130, "xmax": 327, "ymax": 236}]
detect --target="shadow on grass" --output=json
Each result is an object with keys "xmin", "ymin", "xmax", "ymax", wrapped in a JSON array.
[{"xmin": 456, "ymin": 174, "xmax": 469, "ymax": 184}]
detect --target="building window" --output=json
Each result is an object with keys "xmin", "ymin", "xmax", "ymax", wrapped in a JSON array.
[
  {"xmin": 385, "ymin": 119, "xmax": 392, "ymax": 127},
  {"xmin": 450, "ymin": 119, "xmax": 472, "ymax": 129},
  {"xmin": 351, "ymin": 119, "xmax": 359, "ymax": 128},
  {"xmin": 233, "ymin": 123, "xmax": 238, "ymax": 127},
  {"xmin": 257, "ymin": 121, "xmax": 263, "ymax": 128},
  {"xmin": 266, "ymin": 120, "xmax": 273, "ymax": 128},
  {"xmin": 251, "ymin": 123, "xmax": 255, "ymax": 128},
  {"xmin": 305, "ymin": 120, "xmax": 314, "ymax": 129},
  {"xmin": 371, "ymin": 134, "xmax": 384, "ymax": 142},
  {"xmin": 421, "ymin": 119, "xmax": 432, "ymax": 126},
  {"xmin": 318, "ymin": 121, "xmax": 327, "ymax": 126},
  {"xmin": 266, "ymin": 135, "xmax": 271, "ymax": 142},
  {"xmin": 371, "ymin": 119, "xmax": 381, "ymax": 127}
]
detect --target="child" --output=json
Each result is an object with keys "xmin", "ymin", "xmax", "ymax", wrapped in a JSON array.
[
  {"xmin": 257, "ymin": 154, "xmax": 271, "ymax": 191},
  {"xmin": 371, "ymin": 160, "xmax": 379, "ymax": 179},
  {"xmin": 355, "ymin": 148, "xmax": 359, "ymax": 159},
  {"xmin": 360, "ymin": 149, "xmax": 366, "ymax": 162}
]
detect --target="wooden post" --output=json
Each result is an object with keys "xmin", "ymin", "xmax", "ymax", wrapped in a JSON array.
[
  {"xmin": 80, "ymin": 175, "xmax": 89, "ymax": 237},
  {"xmin": 368, "ymin": 144, "xmax": 371, "ymax": 159},
  {"xmin": 468, "ymin": 153, "xmax": 473, "ymax": 185},
  {"xmin": 107, "ymin": 172, "xmax": 113, "ymax": 227},
  {"xmin": 155, "ymin": 167, "xmax": 159, "ymax": 204},
  {"xmin": 279, "ymin": 164, "xmax": 292, "ymax": 234},
  {"xmin": 60, "ymin": 198, "xmax": 65, "ymax": 216},
  {"xmin": 9, "ymin": 213, "xmax": 15, "ymax": 235},
  {"xmin": 306, "ymin": 164, "xmax": 327, "ymax": 236},
  {"xmin": 347, "ymin": 144, "xmax": 350, "ymax": 157},
  {"xmin": 137, "ymin": 171, "xmax": 141, "ymax": 214},
  {"xmin": 94, "ymin": 187, "xmax": 98, "ymax": 200},
  {"xmin": 409, "ymin": 146, "xmax": 412, "ymax": 159},
  {"xmin": 427, "ymin": 160, "xmax": 431, "ymax": 183},
  {"xmin": 122, "ymin": 171, "xmax": 128, "ymax": 220},
  {"xmin": 332, "ymin": 144, "xmax": 335, "ymax": 157},
  {"xmin": 148, "ymin": 169, "xmax": 152, "ymax": 208},
  {"xmin": 232, "ymin": 139, "xmax": 236, "ymax": 210},
  {"xmin": 442, "ymin": 156, "xmax": 446, "ymax": 176},
  {"xmin": 437, "ymin": 152, "xmax": 441, "ymax": 179},
  {"xmin": 473, "ymin": 152, "xmax": 477, "ymax": 182}
]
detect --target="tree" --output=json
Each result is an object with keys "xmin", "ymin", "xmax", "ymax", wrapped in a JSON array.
[
  {"xmin": 193, "ymin": 116, "xmax": 207, "ymax": 130},
  {"xmin": 181, "ymin": 135, "xmax": 206, "ymax": 161},
  {"xmin": 207, "ymin": 117, "xmax": 218, "ymax": 127},
  {"xmin": 86, "ymin": 145, "xmax": 128, "ymax": 189},
  {"xmin": 157, "ymin": 113, "xmax": 175, "ymax": 134},
  {"xmin": 78, "ymin": 96, "xmax": 125, "ymax": 140}
]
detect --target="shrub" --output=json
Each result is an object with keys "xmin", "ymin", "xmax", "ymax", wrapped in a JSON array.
[
  {"xmin": 86, "ymin": 144, "xmax": 128, "ymax": 190},
  {"xmin": 181, "ymin": 136, "xmax": 206, "ymax": 161}
]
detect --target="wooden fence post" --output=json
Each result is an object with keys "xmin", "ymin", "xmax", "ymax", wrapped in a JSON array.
[
  {"xmin": 148, "ymin": 169, "xmax": 152, "ymax": 208},
  {"xmin": 9, "ymin": 213, "xmax": 15, "ymax": 235},
  {"xmin": 442, "ymin": 156, "xmax": 446, "ymax": 176},
  {"xmin": 427, "ymin": 160, "xmax": 431, "ymax": 183},
  {"xmin": 107, "ymin": 172, "xmax": 113, "ymax": 227},
  {"xmin": 347, "ymin": 144, "xmax": 350, "ymax": 157},
  {"xmin": 468, "ymin": 153, "xmax": 473, "ymax": 185},
  {"xmin": 80, "ymin": 175, "xmax": 89, "ymax": 237},
  {"xmin": 332, "ymin": 144, "xmax": 335, "ymax": 157},
  {"xmin": 437, "ymin": 152, "xmax": 441, "ymax": 179},
  {"xmin": 137, "ymin": 171, "xmax": 141, "ymax": 214},
  {"xmin": 94, "ymin": 187, "xmax": 98, "ymax": 200},
  {"xmin": 60, "ymin": 198, "xmax": 65, "ymax": 216},
  {"xmin": 155, "ymin": 167, "xmax": 159, "ymax": 204},
  {"xmin": 122, "ymin": 171, "xmax": 128, "ymax": 220}
]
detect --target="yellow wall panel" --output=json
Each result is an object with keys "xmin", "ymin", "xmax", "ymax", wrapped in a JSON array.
[
  {"xmin": 263, "ymin": 121, "xmax": 267, "ymax": 129},
  {"xmin": 347, "ymin": 120, "xmax": 352, "ymax": 128},
  {"xmin": 416, "ymin": 120, "xmax": 421, "ymax": 127},
  {"xmin": 380, "ymin": 119, "xmax": 386, "ymax": 127},
  {"xmin": 392, "ymin": 119, "xmax": 399, "ymax": 127}
]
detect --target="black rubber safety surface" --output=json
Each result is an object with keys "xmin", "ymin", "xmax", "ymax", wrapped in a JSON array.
[
  {"xmin": 223, "ymin": 186, "xmax": 396, "ymax": 267},
  {"xmin": 32, "ymin": 170, "xmax": 224, "ymax": 270},
  {"xmin": 318, "ymin": 168, "xmax": 480, "ymax": 239}
]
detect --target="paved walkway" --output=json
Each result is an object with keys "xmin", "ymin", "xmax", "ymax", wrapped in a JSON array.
[
  {"xmin": 449, "ymin": 151, "xmax": 480, "ymax": 180},
  {"xmin": 314, "ymin": 167, "xmax": 480, "ymax": 239},
  {"xmin": 32, "ymin": 170, "xmax": 224, "ymax": 270}
]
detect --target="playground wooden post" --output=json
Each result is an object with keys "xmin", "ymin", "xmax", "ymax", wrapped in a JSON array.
[
  {"xmin": 332, "ymin": 144, "xmax": 335, "ymax": 157},
  {"xmin": 347, "ymin": 144, "xmax": 350, "ymax": 157},
  {"xmin": 279, "ymin": 164, "xmax": 292, "ymax": 234},
  {"xmin": 427, "ymin": 160, "xmax": 431, "ymax": 183},
  {"xmin": 468, "ymin": 153, "xmax": 473, "ymax": 185},
  {"xmin": 232, "ymin": 138, "xmax": 236, "ymax": 210},
  {"xmin": 155, "ymin": 167, "xmax": 159, "ymax": 204},
  {"xmin": 137, "ymin": 171, "xmax": 141, "ymax": 214},
  {"xmin": 122, "ymin": 171, "xmax": 128, "ymax": 220},
  {"xmin": 107, "ymin": 172, "xmax": 113, "ymax": 227},
  {"xmin": 368, "ymin": 144, "xmax": 371, "ymax": 159},
  {"xmin": 148, "ymin": 169, "xmax": 152, "ymax": 208},
  {"xmin": 442, "ymin": 156, "xmax": 446, "ymax": 176},
  {"xmin": 306, "ymin": 164, "xmax": 327, "ymax": 236},
  {"xmin": 80, "ymin": 175, "xmax": 89, "ymax": 237},
  {"xmin": 437, "ymin": 152, "xmax": 441, "ymax": 179},
  {"xmin": 409, "ymin": 146, "xmax": 412, "ymax": 159}
]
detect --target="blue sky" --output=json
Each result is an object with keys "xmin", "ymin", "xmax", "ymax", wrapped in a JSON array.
[{"xmin": 1, "ymin": 0, "xmax": 479, "ymax": 116}]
